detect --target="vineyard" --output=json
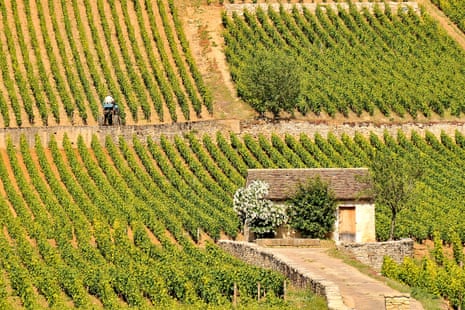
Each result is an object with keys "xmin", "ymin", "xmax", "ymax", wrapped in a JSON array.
[
  {"xmin": 382, "ymin": 232, "xmax": 465, "ymax": 308},
  {"xmin": 223, "ymin": 2, "xmax": 465, "ymax": 118},
  {"xmin": 3, "ymin": 0, "xmax": 465, "ymax": 308},
  {"xmin": 3, "ymin": 0, "xmax": 465, "ymax": 128},
  {"xmin": 0, "ymin": 129, "xmax": 465, "ymax": 306},
  {"xmin": 431, "ymin": 0, "xmax": 465, "ymax": 33},
  {"xmin": 0, "ymin": 0, "xmax": 212, "ymax": 127}
]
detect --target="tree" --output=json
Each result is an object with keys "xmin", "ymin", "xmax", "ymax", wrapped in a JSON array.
[
  {"xmin": 369, "ymin": 150, "xmax": 424, "ymax": 240},
  {"xmin": 286, "ymin": 177, "xmax": 337, "ymax": 239},
  {"xmin": 236, "ymin": 48, "xmax": 303, "ymax": 119},
  {"xmin": 233, "ymin": 180, "xmax": 288, "ymax": 237}
]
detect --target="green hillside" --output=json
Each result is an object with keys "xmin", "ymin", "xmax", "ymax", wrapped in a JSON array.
[
  {"xmin": 223, "ymin": 3, "xmax": 465, "ymax": 118},
  {"xmin": 3, "ymin": 0, "xmax": 465, "ymax": 308},
  {"xmin": 2, "ymin": 0, "xmax": 465, "ymax": 126},
  {"xmin": 1, "ymin": 129, "xmax": 465, "ymax": 307},
  {"xmin": 431, "ymin": 0, "xmax": 465, "ymax": 31},
  {"xmin": 0, "ymin": 0, "xmax": 211, "ymax": 127}
]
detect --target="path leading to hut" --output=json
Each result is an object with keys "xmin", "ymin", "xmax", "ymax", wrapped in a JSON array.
[{"xmin": 268, "ymin": 247, "xmax": 424, "ymax": 310}]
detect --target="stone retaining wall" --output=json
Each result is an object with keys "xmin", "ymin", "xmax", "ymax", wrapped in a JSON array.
[
  {"xmin": 336, "ymin": 239, "xmax": 414, "ymax": 272},
  {"xmin": 2, "ymin": 118, "xmax": 465, "ymax": 148},
  {"xmin": 0, "ymin": 119, "xmax": 239, "ymax": 148},
  {"xmin": 218, "ymin": 240, "xmax": 349, "ymax": 310},
  {"xmin": 255, "ymin": 238, "xmax": 320, "ymax": 247},
  {"xmin": 385, "ymin": 294, "xmax": 411, "ymax": 310},
  {"xmin": 224, "ymin": 1, "xmax": 420, "ymax": 16},
  {"xmin": 239, "ymin": 119, "xmax": 465, "ymax": 140}
]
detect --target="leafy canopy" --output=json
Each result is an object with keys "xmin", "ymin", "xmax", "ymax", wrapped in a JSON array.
[
  {"xmin": 233, "ymin": 180, "xmax": 288, "ymax": 235},
  {"xmin": 368, "ymin": 149, "xmax": 424, "ymax": 240},
  {"xmin": 237, "ymin": 48, "xmax": 303, "ymax": 119},
  {"xmin": 287, "ymin": 177, "xmax": 337, "ymax": 239}
]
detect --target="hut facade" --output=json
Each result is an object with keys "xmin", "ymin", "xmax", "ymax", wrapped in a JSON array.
[{"xmin": 246, "ymin": 168, "xmax": 375, "ymax": 243}]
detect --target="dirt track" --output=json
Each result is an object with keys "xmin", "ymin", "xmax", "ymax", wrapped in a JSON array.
[{"xmin": 417, "ymin": 0, "xmax": 465, "ymax": 50}]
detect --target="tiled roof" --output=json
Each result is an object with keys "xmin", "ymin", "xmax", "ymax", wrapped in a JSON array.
[{"xmin": 246, "ymin": 168, "xmax": 372, "ymax": 201}]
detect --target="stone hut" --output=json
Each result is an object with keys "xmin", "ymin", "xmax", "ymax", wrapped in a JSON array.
[{"xmin": 246, "ymin": 168, "xmax": 375, "ymax": 243}]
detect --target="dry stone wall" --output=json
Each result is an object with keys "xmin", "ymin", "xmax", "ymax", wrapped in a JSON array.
[
  {"xmin": 0, "ymin": 120, "xmax": 239, "ymax": 148},
  {"xmin": 255, "ymin": 238, "xmax": 320, "ymax": 247},
  {"xmin": 336, "ymin": 238, "xmax": 414, "ymax": 272},
  {"xmin": 224, "ymin": 1, "xmax": 420, "ymax": 16},
  {"xmin": 385, "ymin": 295, "xmax": 411, "ymax": 310},
  {"xmin": 239, "ymin": 119, "xmax": 465, "ymax": 140},
  {"xmin": 218, "ymin": 240, "xmax": 349, "ymax": 310},
  {"xmin": 2, "ymin": 119, "xmax": 465, "ymax": 148}
]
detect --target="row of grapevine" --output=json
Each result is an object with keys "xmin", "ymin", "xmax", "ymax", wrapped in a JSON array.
[
  {"xmin": 382, "ymin": 232, "xmax": 465, "ymax": 308},
  {"xmin": 3, "ymin": 129, "xmax": 465, "ymax": 306},
  {"xmin": 0, "ymin": 0, "xmax": 211, "ymax": 127},
  {"xmin": 59, "ymin": 0, "xmax": 99, "ymax": 121},
  {"xmin": 0, "ymin": 0, "xmax": 35, "ymax": 125},
  {"xmin": 157, "ymin": 0, "xmax": 202, "ymax": 117},
  {"xmin": 48, "ymin": 0, "xmax": 90, "ymax": 123},
  {"xmin": 431, "ymin": 0, "xmax": 465, "ymax": 33},
  {"xmin": 0, "ymin": 133, "xmax": 289, "ymax": 308},
  {"xmin": 223, "ymin": 3, "xmax": 465, "ymax": 118},
  {"xmin": 167, "ymin": 0, "xmax": 213, "ymax": 113}
]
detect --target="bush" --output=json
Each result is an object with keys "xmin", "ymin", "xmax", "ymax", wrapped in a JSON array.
[
  {"xmin": 233, "ymin": 180, "xmax": 288, "ymax": 236},
  {"xmin": 286, "ymin": 177, "xmax": 337, "ymax": 238},
  {"xmin": 236, "ymin": 48, "xmax": 303, "ymax": 119}
]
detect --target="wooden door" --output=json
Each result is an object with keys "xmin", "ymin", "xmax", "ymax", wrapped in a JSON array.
[{"xmin": 339, "ymin": 206, "xmax": 356, "ymax": 242}]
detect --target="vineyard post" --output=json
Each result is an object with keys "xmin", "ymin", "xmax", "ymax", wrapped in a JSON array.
[
  {"xmin": 257, "ymin": 282, "xmax": 261, "ymax": 301},
  {"xmin": 197, "ymin": 227, "xmax": 200, "ymax": 243},
  {"xmin": 283, "ymin": 280, "xmax": 287, "ymax": 301},
  {"xmin": 233, "ymin": 282, "xmax": 237, "ymax": 308}
]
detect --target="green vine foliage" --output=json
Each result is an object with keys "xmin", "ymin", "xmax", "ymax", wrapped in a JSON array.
[
  {"xmin": 450, "ymin": 230, "xmax": 464, "ymax": 266},
  {"xmin": 432, "ymin": 231, "xmax": 445, "ymax": 266},
  {"xmin": 382, "ymin": 246, "xmax": 465, "ymax": 308},
  {"xmin": 431, "ymin": 0, "xmax": 465, "ymax": 32},
  {"xmin": 286, "ymin": 177, "xmax": 337, "ymax": 239},
  {"xmin": 6, "ymin": 129, "xmax": 465, "ymax": 307},
  {"xmin": 224, "ymin": 4, "xmax": 465, "ymax": 118}
]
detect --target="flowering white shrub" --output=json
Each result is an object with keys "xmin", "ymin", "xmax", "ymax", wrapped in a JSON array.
[{"xmin": 233, "ymin": 180, "xmax": 288, "ymax": 235}]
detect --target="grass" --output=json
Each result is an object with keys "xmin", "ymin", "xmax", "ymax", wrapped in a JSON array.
[
  {"xmin": 235, "ymin": 284, "xmax": 328, "ymax": 310},
  {"xmin": 326, "ymin": 248, "xmax": 445, "ymax": 310},
  {"xmin": 284, "ymin": 285, "xmax": 328, "ymax": 310},
  {"xmin": 164, "ymin": 283, "xmax": 328, "ymax": 309}
]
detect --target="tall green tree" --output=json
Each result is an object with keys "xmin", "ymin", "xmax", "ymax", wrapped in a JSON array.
[
  {"xmin": 237, "ymin": 48, "xmax": 303, "ymax": 119},
  {"xmin": 369, "ymin": 150, "xmax": 424, "ymax": 240}
]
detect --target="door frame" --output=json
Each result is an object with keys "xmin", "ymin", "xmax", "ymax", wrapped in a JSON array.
[{"xmin": 338, "ymin": 205, "xmax": 356, "ymax": 242}]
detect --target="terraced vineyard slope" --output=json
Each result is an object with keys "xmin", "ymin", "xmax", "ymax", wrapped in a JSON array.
[
  {"xmin": 223, "ymin": 2, "xmax": 465, "ymax": 119},
  {"xmin": 0, "ymin": 0, "xmax": 212, "ymax": 128},
  {"xmin": 0, "ymin": 133, "xmax": 285, "ymax": 309},
  {"xmin": 2, "ymin": 130, "xmax": 465, "ymax": 307},
  {"xmin": 431, "ymin": 0, "xmax": 465, "ymax": 32}
]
